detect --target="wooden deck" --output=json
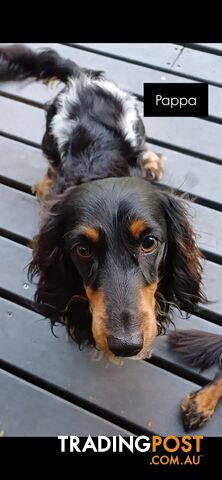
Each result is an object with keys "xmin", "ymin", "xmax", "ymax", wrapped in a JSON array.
[{"xmin": 0, "ymin": 43, "xmax": 222, "ymax": 437}]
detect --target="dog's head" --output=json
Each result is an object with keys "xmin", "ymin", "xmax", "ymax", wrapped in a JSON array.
[{"xmin": 29, "ymin": 177, "xmax": 206, "ymax": 358}]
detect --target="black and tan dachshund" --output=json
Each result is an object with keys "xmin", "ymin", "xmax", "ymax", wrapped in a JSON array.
[{"xmin": 1, "ymin": 44, "xmax": 218, "ymax": 430}]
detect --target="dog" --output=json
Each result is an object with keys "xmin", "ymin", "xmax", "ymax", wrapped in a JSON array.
[
  {"xmin": 0, "ymin": 45, "xmax": 209, "ymax": 425},
  {"xmin": 168, "ymin": 330, "xmax": 222, "ymax": 429}
]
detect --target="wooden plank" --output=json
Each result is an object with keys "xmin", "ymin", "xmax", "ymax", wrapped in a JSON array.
[
  {"xmin": 75, "ymin": 43, "xmax": 222, "ymax": 87},
  {"xmin": 0, "ymin": 96, "xmax": 44, "ymax": 145},
  {"xmin": 0, "ymin": 236, "xmax": 221, "ymax": 327},
  {"xmin": 209, "ymin": 86, "xmax": 222, "ymax": 122},
  {"xmin": 1, "ymin": 94, "xmax": 222, "ymax": 165},
  {"xmin": 172, "ymin": 47, "xmax": 222, "ymax": 85},
  {"xmin": 185, "ymin": 43, "xmax": 222, "ymax": 55},
  {"xmin": 1, "ymin": 297, "xmax": 222, "ymax": 436},
  {"xmin": 154, "ymin": 311, "xmax": 222, "ymax": 381},
  {"xmin": 0, "ymin": 79, "xmax": 62, "ymax": 106},
  {"xmin": 151, "ymin": 142, "xmax": 222, "ymax": 205},
  {"xmin": 74, "ymin": 43, "xmax": 183, "ymax": 69},
  {"xmin": 0, "ymin": 370, "xmax": 130, "ymax": 436},
  {"xmin": 0, "ymin": 43, "xmax": 221, "ymax": 121},
  {"xmin": 1, "ymin": 181, "xmax": 222, "ymax": 258},
  {"xmin": 201, "ymin": 260, "xmax": 222, "ymax": 317},
  {"xmin": 0, "ymin": 136, "xmax": 46, "ymax": 188},
  {"xmin": 0, "ymin": 237, "xmax": 34, "ymax": 301},
  {"xmin": 191, "ymin": 203, "xmax": 222, "ymax": 257},
  {"xmin": 0, "ymin": 184, "xmax": 39, "ymax": 240},
  {"xmin": 143, "ymin": 115, "xmax": 222, "ymax": 162}
]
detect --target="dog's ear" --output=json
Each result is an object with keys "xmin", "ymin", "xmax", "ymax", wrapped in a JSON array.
[
  {"xmin": 28, "ymin": 194, "xmax": 93, "ymax": 345},
  {"xmin": 157, "ymin": 191, "xmax": 207, "ymax": 323}
]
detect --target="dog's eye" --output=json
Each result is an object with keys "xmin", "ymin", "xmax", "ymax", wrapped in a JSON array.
[
  {"xmin": 141, "ymin": 236, "xmax": 159, "ymax": 254},
  {"xmin": 75, "ymin": 245, "xmax": 93, "ymax": 259}
]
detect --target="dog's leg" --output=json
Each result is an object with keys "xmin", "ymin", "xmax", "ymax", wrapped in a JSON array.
[
  {"xmin": 32, "ymin": 166, "xmax": 55, "ymax": 202},
  {"xmin": 181, "ymin": 373, "xmax": 222, "ymax": 430},
  {"xmin": 141, "ymin": 149, "xmax": 164, "ymax": 181}
]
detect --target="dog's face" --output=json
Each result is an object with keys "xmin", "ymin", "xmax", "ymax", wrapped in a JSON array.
[
  {"xmin": 64, "ymin": 178, "xmax": 167, "ymax": 358},
  {"xmin": 30, "ymin": 177, "xmax": 205, "ymax": 358}
]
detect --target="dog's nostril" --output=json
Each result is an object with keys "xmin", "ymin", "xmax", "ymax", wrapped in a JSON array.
[{"xmin": 107, "ymin": 333, "xmax": 144, "ymax": 357}]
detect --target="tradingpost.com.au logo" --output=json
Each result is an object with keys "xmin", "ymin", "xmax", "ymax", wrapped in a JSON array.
[{"xmin": 58, "ymin": 435, "xmax": 204, "ymax": 466}]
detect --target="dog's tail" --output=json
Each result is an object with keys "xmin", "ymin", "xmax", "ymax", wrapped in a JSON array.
[
  {"xmin": 0, "ymin": 44, "xmax": 95, "ymax": 84},
  {"xmin": 168, "ymin": 329, "xmax": 222, "ymax": 369}
]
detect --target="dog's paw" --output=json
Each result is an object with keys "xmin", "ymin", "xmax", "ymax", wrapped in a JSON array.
[
  {"xmin": 142, "ymin": 150, "xmax": 164, "ymax": 181},
  {"xmin": 32, "ymin": 168, "xmax": 55, "ymax": 202},
  {"xmin": 181, "ymin": 388, "xmax": 216, "ymax": 430}
]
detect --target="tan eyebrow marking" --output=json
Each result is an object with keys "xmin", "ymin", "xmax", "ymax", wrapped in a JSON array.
[
  {"xmin": 82, "ymin": 227, "xmax": 99, "ymax": 243},
  {"xmin": 129, "ymin": 219, "xmax": 147, "ymax": 238}
]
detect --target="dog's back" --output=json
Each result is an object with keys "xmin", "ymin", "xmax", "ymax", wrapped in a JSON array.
[{"xmin": 0, "ymin": 44, "xmax": 147, "ymax": 192}]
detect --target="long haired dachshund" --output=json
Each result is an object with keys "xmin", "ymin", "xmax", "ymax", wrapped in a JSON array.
[{"xmin": 0, "ymin": 44, "xmax": 212, "ymax": 428}]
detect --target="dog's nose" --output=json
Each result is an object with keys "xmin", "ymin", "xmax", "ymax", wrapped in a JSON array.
[{"xmin": 107, "ymin": 333, "xmax": 143, "ymax": 357}]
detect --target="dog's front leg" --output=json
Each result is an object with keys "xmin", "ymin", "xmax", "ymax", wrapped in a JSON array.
[
  {"xmin": 181, "ymin": 373, "xmax": 222, "ymax": 430},
  {"xmin": 140, "ymin": 149, "xmax": 164, "ymax": 181}
]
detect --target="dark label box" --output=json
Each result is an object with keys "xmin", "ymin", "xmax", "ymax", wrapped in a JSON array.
[{"xmin": 143, "ymin": 83, "xmax": 208, "ymax": 117}]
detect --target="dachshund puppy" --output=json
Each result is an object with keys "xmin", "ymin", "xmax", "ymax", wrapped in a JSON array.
[{"xmin": 0, "ymin": 45, "xmax": 206, "ymax": 362}]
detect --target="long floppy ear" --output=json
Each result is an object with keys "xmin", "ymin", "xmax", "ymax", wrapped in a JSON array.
[
  {"xmin": 157, "ymin": 191, "xmax": 207, "ymax": 324},
  {"xmin": 28, "ymin": 195, "xmax": 93, "ymax": 345}
]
